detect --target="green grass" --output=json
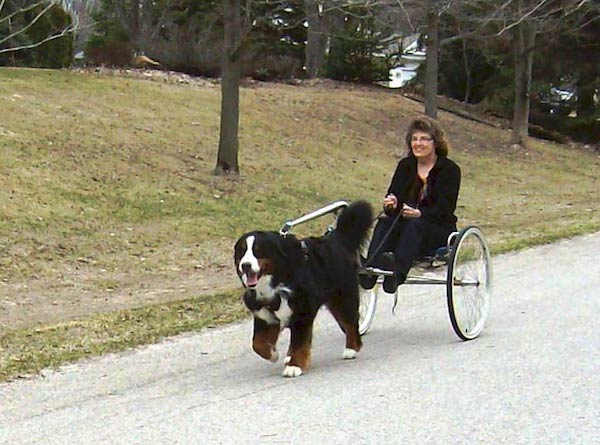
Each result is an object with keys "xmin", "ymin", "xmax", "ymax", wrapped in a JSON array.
[
  {"xmin": 0, "ymin": 291, "xmax": 247, "ymax": 381},
  {"xmin": 0, "ymin": 67, "xmax": 598, "ymax": 382}
]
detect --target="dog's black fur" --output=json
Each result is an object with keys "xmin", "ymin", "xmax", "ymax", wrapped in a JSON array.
[{"xmin": 233, "ymin": 200, "xmax": 373, "ymax": 377}]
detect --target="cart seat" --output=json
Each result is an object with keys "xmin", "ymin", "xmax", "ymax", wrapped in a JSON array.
[
  {"xmin": 359, "ymin": 245, "xmax": 454, "ymax": 277},
  {"xmin": 413, "ymin": 246, "xmax": 453, "ymax": 269}
]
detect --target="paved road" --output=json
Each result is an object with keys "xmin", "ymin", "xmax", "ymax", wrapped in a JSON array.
[{"xmin": 1, "ymin": 233, "xmax": 599, "ymax": 444}]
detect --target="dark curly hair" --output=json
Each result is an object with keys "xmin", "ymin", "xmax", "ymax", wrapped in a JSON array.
[{"xmin": 404, "ymin": 116, "xmax": 450, "ymax": 158}]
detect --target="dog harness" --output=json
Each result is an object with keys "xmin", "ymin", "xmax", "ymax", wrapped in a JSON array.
[{"xmin": 300, "ymin": 240, "xmax": 310, "ymax": 262}]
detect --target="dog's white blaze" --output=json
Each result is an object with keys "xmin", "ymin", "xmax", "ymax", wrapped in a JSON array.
[
  {"xmin": 282, "ymin": 365, "xmax": 303, "ymax": 378},
  {"xmin": 239, "ymin": 236, "xmax": 260, "ymax": 287}
]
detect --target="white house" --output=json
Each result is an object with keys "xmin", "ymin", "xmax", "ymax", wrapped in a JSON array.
[{"xmin": 378, "ymin": 34, "xmax": 426, "ymax": 89}]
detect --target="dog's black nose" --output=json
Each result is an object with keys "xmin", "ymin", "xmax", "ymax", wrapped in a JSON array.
[{"xmin": 240, "ymin": 262, "xmax": 252, "ymax": 273}]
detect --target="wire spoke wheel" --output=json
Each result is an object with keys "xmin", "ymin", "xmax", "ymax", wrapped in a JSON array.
[
  {"xmin": 358, "ymin": 281, "xmax": 379, "ymax": 335},
  {"xmin": 447, "ymin": 226, "xmax": 492, "ymax": 340}
]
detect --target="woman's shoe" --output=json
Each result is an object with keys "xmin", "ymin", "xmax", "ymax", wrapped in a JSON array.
[
  {"xmin": 359, "ymin": 273, "xmax": 377, "ymax": 290},
  {"xmin": 382, "ymin": 274, "xmax": 397, "ymax": 293},
  {"xmin": 383, "ymin": 270, "xmax": 406, "ymax": 294}
]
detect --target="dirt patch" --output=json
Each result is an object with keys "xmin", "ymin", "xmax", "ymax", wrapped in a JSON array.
[{"xmin": 0, "ymin": 263, "xmax": 240, "ymax": 331}]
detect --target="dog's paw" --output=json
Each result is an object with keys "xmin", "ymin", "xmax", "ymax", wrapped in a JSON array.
[
  {"xmin": 269, "ymin": 351, "xmax": 280, "ymax": 363},
  {"xmin": 284, "ymin": 355, "xmax": 291, "ymax": 365},
  {"xmin": 342, "ymin": 348, "xmax": 358, "ymax": 360},
  {"xmin": 282, "ymin": 365, "xmax": 303, "ymax": 378}
]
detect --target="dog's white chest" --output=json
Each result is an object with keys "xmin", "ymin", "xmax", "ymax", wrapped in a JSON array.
[
  {"xmin": 255, "ymin": 275, "xmax": 276, "ymax": 302},
  {"xmin": 273, "ymin": 297, "xmax": 292, "ymax": 327},
  {"xmin": 253, "ymin": 278, "xmax": 293, "ymax": 328}
]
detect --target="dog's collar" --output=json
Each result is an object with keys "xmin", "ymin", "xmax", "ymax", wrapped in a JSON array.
[{"xmin": 300, "ymin": 240, "xmax": 309, "ymax": 262}]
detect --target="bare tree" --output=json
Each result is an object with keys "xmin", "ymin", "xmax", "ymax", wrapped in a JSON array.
[
  {"xmin": 304, "ymin": 0, "xmax": 327, "ymax": 78},
  {"xmin": 374, "ymin": 0, "xmax": 462, "ymax": 119},
  {"xmin": 0, "ymin": 0, "xmax": 76, "ymax": 55},
  {"xmin": 63, "ymin": 0, "xmax": 97, "ymax": 53},
  {"xmin": 399, "ymin": 0, "xmax": 598, "ymax": 146},
  {"xmin": 424, "ymin": 0, "xmax": 440, "ymax": 118},
  {"xmin": 215, "ymin": 0, "xmax": 244, "ymax": 175},
  {"xmin": 461, "ymin": 0, "xmax": 599, "ymax": 146}
]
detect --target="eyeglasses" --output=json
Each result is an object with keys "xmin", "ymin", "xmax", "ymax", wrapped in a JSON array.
[{"xmin": 411, "ymin": 136, "xmax": 433, "ymax": 143}]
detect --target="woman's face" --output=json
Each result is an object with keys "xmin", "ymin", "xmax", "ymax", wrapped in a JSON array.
[{"xmin": 410, "ymin": 130, "xmax": 436, "ymax": 160}]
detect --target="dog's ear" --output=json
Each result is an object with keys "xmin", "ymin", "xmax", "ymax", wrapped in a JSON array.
[{"xmin": 233, "ymin": 235, "xmax": 248, "ymax": 264}]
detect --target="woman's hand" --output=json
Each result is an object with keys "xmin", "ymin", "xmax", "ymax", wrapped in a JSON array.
[
  {"xmin": 383, "ymin": 194, "xmax": 398, "ymax": 212},
  {"xmin": 400, "ymin": 203, "xmax": 422, "ymax": 218}
]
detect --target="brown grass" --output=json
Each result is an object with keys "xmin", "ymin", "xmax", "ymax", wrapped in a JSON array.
[{"xmin": 0, "ymin": 68, "xmax": 598, "ymax": 381}]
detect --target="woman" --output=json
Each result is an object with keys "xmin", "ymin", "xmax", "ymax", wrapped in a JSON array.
[{"xmin": 361, "ymin": 117, "xmax": 461, "ymax": 293}]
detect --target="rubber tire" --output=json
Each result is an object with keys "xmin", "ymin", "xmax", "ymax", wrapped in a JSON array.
[
  {"xmin": 446, "ymin": 226, "xmax": 492, "ymax": 340},
  {"xmin": 358, "ymin": 281, "xmax": 379, "ymax": 335}
]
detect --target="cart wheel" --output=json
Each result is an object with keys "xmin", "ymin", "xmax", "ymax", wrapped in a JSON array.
[
  {"xmin": 446, "ymin": 226, "xmax": 492, "ymax": 340},
  {"xmin": 358, "ymin": 281, "xmax": 379, "ymax": 335}
]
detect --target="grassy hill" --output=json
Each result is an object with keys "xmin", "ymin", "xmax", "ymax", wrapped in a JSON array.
[{"xmin": 0, "ymin": 67, "xmax": 598, "ymax": 379}]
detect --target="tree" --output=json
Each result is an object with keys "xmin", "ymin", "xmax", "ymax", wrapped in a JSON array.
[
  {"xmin": 423, "ymin": 0, "xmax": 440, "ymax": 118},
  {"xmin": 495, "ymin": 0, "xmax": 598, "ymax": 146},
  {"xmin": 324, "ymin": 2, "xmax": 390, "ymax": 83},
  {"xmin": 304, "ymin": 0, "xmax": 326, "ymax": 78},
  {"xmin": 0, "ymin": 0, "xmax": 75, "ymax": 63},
  {"xmin": 448, "ymin": 0, "xmax": 600, "ymax": 146},
  {"xmin": 376, "ymin": 0, "xmax": 463, "ymax": 119},
  {"xmin": 63, "ymin": 0, "xmax": 98, "ymax": 54},
  {"xmin": 215, "ymin": 0, "xmax": 242, "ymax": 175}
]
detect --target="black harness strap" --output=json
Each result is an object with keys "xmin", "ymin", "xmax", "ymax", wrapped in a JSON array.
[
  {"xmin": 363, "ymin": 210, "xmax": 404, "ymax": 267},
  {"xmin": 300, "ymin": 239, "xmax": 310, "ymax": 262}
]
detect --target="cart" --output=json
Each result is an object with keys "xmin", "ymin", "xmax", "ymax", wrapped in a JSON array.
[{"xmin": 280, "ymin": 200, "xmax": 492, "ymax": 341}]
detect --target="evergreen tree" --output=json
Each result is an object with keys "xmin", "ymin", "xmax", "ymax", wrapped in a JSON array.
[{"xmin": 0, "ymin": 0, "xmax": 74, "ymax": 67}]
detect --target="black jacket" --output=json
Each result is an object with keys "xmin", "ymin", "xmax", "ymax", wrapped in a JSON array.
[{"xmin": 386, "ymin": 154, "xmax": 461, "ymax": 229}]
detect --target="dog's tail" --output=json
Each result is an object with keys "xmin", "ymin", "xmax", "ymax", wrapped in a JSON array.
[{"xmin": 335, "ymin": 200, "xmax": 374, "ymax": 252}]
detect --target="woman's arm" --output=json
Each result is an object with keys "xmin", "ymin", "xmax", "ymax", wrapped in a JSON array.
[
  {"xmin": 385, "ymin": 158, "xmax": 415, "ymax": 214},
  {"xmin": 420, "ymin": 161, "xmax": 461, "ymax": 224}
]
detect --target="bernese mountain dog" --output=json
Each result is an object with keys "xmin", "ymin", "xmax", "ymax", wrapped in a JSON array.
[{"xmin": 233, "ymin": 200, "xmax": 373, "ymax": 377}]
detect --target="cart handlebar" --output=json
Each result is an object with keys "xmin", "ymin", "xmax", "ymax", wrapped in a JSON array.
[{"xmin": 279, "ymin": 200, "xmax": 349, "ymax": 236}]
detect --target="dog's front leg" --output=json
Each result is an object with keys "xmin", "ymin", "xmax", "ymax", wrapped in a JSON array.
[
  {"xmin": 283, "ymin": 319, "xmax": 314, "ymax": 378},
  {"xmin": 252, "ymin": 317, "xmax": 281, "ymax": 363}
]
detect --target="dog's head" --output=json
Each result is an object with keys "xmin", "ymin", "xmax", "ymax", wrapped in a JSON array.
[{"xmin": 234, "ymin": 231, "xmax": 293, "ymax": 289}]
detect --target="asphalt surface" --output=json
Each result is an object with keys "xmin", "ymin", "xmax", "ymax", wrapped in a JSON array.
[{"xmin": 1, "ymin": 232, "xmax": 599, "ymax": 444}]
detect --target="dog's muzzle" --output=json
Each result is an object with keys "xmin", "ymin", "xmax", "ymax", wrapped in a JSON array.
[{"xmin": 240, "ymin": 262, "xmax": 260, "ymax": 288}]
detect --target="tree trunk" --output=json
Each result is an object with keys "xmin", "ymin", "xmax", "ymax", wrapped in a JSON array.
[
  {"xmin": 424, "ymin": 4, "xmax": 439, "ymax": 119},
  {"xmin": 215, "ymin": 0, "xmax": 241, "ymax": 175},
  {"xmin": 304, "ymin": 0, "xmax": 326, "ymax": 78},
  {"xmin": 462, "ymin": 39, "xmax": 471, "ymax": 103},
  {"xmin": 576, "ymin": 64, "xmax": 596, "ymax": 118},
  {"xmin": 131, "ymin": 0, "xmax": 140, "ymax": 52},
  {"xmin": 510, "ymin": 21, "xmax": 536, "ymax": 147},
  {"xmin": 8, "ymin": 17, "xmax": 16, "ymax": 66},
  {"xmin": 327, "ymin": 10, "xmax": 345, "ymax": 76}
]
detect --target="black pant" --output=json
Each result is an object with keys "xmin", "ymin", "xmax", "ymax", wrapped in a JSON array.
[{"xmin": 366, "ymin": 215, "xmax": 454, "ymax": 276}]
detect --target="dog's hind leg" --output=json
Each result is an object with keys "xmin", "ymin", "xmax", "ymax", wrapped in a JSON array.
[
  {"xmin": 252, "ymin": 317, "xmax": 281, "ymax": 363},
  {"xmin": 327, "ymin": 299, "xmax": 362, "ymax": 360},
  {"xmin": 283, "ymin": 320, "xmax": 314, "ymax": 377}
]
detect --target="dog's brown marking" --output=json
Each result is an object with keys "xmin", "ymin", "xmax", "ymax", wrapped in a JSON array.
[
  {"xmin": 252, "ymin": 323, "xmax": 281, "ymax": 361},
  {"xmin": 257, "ymin": 258, "xmax": 275, "ymax": 276},
  {"xmin": 287, "ymin": 327, "xmax": 313, "ymax": 371},
  {"xmin": 328, "ymin": 306, "xmax": 362, "ymax": 352}
]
